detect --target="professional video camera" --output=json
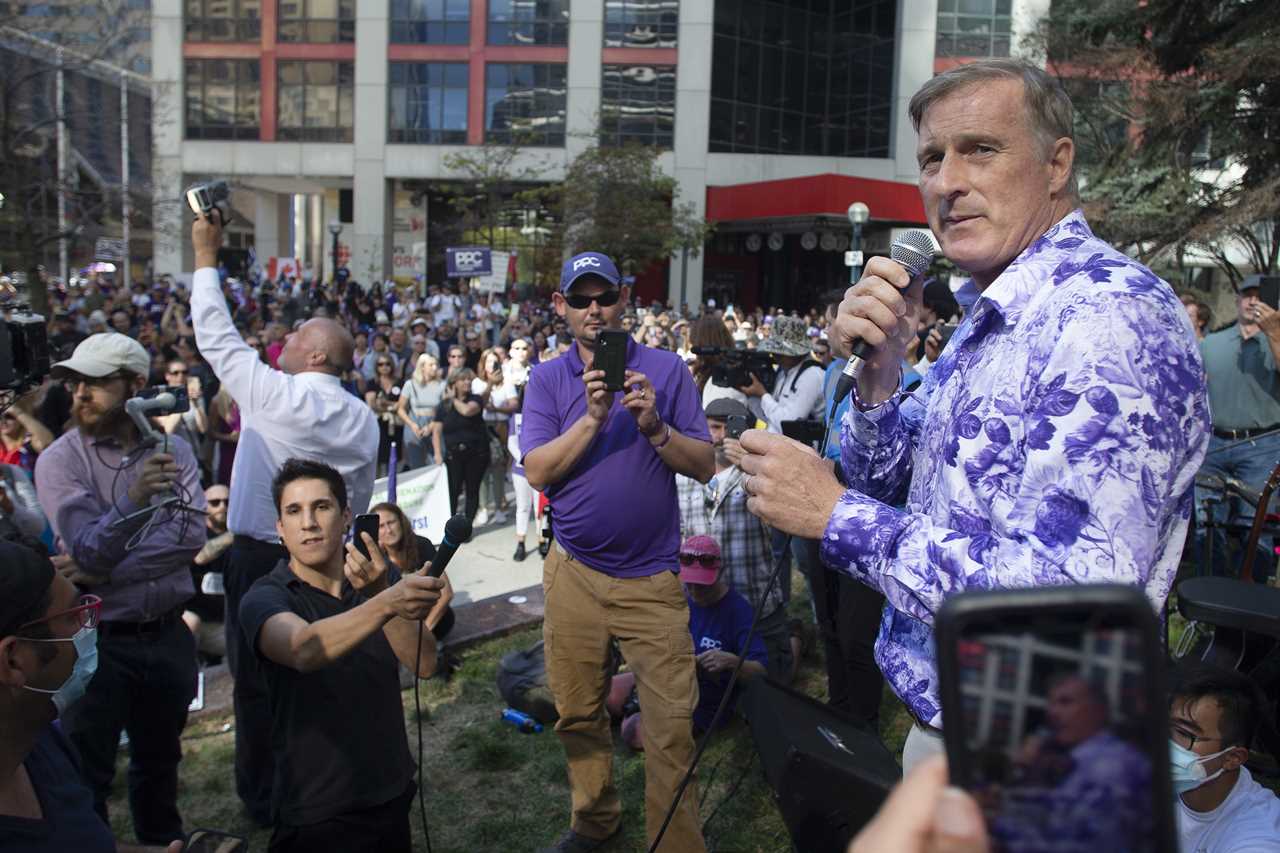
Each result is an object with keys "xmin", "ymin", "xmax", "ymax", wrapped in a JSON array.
[
  {"xmin": 184, "ymin": 180, "xmax": 233, "ymax": 225},
  {"xmin": 0, "ymin": 304, "xmax": 51, "ymax": 399},
  {"xmin": 691, "ymin": 346, "xmax": 777, "ymax": 390}
]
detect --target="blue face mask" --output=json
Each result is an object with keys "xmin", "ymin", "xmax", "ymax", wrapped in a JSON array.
[
  {"xmin": 1169, "ymin": 739, "xmax": 1233, "ymax": 796},
  {"xmin": 23, "ymin": 626, "xmax": 99, "ymax": 716}
]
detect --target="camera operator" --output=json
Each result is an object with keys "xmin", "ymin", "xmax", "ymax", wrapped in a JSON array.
[
  {"xmin": 239, "ymin": 460, "xmax": 443, "ymax": 853},
  {"xmin": 33, "ymin": 332, "xmax": 206, "ymax": 845},
  {"xmin": 735, "ymin": 314, "xmax": 825, "ymax": 432},
  {"xmin": 189, "ymin": 210, "xmax": 379, "ymax": 826},
  {"xmin": 521, "ymin": 251, "xmax": 714, "ymax": 853},
  {"xmin": 0, "ymin": 539, "xmax": 186, "ymax": 853}
]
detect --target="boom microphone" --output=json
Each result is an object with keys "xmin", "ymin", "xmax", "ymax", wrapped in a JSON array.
[
  {"xmin": 831, "ymin": 230, "xmax": 936, "ymax": 410},
  {"xmin": 425, "ymin": 514, "xmax": 473, "ymax": 578}
]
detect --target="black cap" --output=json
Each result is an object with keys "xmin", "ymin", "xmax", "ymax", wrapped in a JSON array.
[
  {"xmin": 705, "ymin": 398, "xmax": 752, "ymax": 421},
  {"xmin": 0, "ymin": 540, "xmax": 55, "ymax": 638}
]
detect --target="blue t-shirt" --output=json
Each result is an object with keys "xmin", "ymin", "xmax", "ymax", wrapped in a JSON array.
[
  {"xmin": 688, "ymin": 587, "xmax": 768, "ymax": 731},
  {"xmin": 822, "ymin": 358, "xmax": 919, "ymax": 461},
  {"xmin": 520, "ymin": 336, "xmax": 711, "ymax": 577},
  {"xmin": 0, "ymin": 724, "xmax": 115, "ymax": 852}
]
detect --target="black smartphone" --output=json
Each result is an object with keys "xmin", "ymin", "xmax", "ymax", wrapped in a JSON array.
[
  {"xmin": 595, "ymin": 329, "xmax": 628, "ymax": 392},
  {"xmin": 183, "ymin": 829, "xmax": 247, "ymax": 853},
  {"xmin": 138, "ymin": 384, "xmax": 190, "ymax": 415},
  {"xmin": 935, "ymin": 585, "xmax": 1176, "ymax": 853},
  {"xmin": 937, "ymin": 322, "xmax": 959, "ymax": 348},
  {"xmin": 1255, "ymin": 275, "xmax": 1280, "ymax": 310},
  {"xmin": 725, "ymin": 413, "xmax": 752, "ymax": 440},
  {"xmin": 352, "ymin": 513, "xmax": 380, "ymax": 560}
]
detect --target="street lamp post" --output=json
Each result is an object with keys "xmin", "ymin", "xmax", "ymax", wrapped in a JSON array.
[
  {"xmin": 846, "ymin": 202, "xmax": 870, "ymax": 285},
  {"xmin": 327, "ymin": 220, "xmax": 342, "ymax": 284}
]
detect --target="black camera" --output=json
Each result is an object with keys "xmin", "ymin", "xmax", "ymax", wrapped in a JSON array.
[
  {"xmin": 184, "ymin": 180, "xmax": 233, "ymax": 225},
  {"xmin": 0, "ymin": 305, "xmax": 51, "ymax": 395},
  {"xmin": 692, "ymin": 346, "xmax": 777, "ymax": 390}
]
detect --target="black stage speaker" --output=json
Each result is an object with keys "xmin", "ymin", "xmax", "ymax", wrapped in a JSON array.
[{"xmin": 741, "ymin": 678, "xmax": 901, "ymax": 853}]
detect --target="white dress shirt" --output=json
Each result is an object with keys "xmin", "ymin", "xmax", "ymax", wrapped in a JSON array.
[{"xmin": 191, "ymin": 267, "xmax": 380, "ymax": 542}]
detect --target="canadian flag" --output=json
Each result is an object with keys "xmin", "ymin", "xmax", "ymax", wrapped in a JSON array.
[{"xmin": 266, "ymin": 257, "xmax": 303, "ymax": 280}]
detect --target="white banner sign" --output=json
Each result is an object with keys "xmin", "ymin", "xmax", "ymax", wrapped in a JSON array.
[
  {"xmin": 368, "ymin": 463, "xmax": 451, "ymax": 544},
  {"xmin": 473, "ymin": 250, "xmax": 511, "ymax": 294}
]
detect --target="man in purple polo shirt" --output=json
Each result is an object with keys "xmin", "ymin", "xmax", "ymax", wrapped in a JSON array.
[{"xmin": 522, "ymin": 251, "xmax": 715, "ymax": 853}]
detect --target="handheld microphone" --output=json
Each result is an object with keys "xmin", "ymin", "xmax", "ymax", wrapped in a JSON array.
[
  {"xmin": 424, "ymin": 514, "xmax": 473, "ymax": 578},
  {"xmin": 831, "ymin": 230, "xmax": 937, "ymax": 408}
]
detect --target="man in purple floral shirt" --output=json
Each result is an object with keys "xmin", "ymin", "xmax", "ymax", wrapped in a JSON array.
[{"xmin": 737, "ymin": 59, "xmax": 1209, "ymax": 772}]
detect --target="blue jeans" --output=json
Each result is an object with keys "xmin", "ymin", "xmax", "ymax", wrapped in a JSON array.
[{"xmin": 1194, "ymin": 431, "xmax": 1280, "ymax": 582}]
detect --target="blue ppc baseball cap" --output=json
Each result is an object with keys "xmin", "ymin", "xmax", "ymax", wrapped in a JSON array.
[{"xmin": 560, "ymin": 252, "xmax": 621, "ymax": 293}]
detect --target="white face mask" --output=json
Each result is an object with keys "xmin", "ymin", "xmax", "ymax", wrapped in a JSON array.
[{"xmin": 1169, "ymin": 739, "xmax": 1235, "ymax": 796}]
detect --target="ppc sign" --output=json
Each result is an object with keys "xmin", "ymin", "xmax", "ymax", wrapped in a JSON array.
[{"xmin": 445, "ymin": 246, "xmax": 492, "ymax": 278}]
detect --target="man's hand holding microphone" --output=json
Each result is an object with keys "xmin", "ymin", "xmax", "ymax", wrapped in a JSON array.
[
  {"xmin": 832, "ymin": 255, "xmax": 927, "ymax": 408},
  {"xmin": 344, "ymin": 532, "xmax": 444, "ymax": 623}
]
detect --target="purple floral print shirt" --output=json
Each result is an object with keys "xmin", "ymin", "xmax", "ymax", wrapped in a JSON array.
[{"xmin": 820, "ymin": 210, "xmax": 1210, "ymax": 727}]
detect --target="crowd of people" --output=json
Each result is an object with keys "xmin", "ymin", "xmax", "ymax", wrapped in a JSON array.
[{"xmin": 1, "ymin": 56, "xmax": 1279, "ymax": 853}]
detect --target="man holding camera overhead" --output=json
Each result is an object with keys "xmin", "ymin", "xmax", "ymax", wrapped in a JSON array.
[
  {"xmin": 34, "ymin": 332, "xmax": 206, "ymax": 844},
  {"xmin": 188, "ymin": 208, "xmax": 379, "ymax": 826}
]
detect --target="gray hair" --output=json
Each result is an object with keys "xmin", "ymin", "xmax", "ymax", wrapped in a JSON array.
[{"xmin": 909, "ymin": 58, "xmax": 1078, "ymax": 199}]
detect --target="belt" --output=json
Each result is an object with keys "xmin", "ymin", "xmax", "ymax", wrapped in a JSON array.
[
  {"xmin": 99, "ymin": 607, "xmax": 183, "ymax": 638},
  {"xmin": 1212, "ymin": 424, "xmax": 1280, "ymax": 440},
  {"xmin": 232, "ymin": 534, "xmax": 285, "ymax": 551}
]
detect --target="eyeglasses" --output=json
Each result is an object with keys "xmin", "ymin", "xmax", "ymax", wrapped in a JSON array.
[
  {"xmin": 67, "ymin": 373, "xmax": 127, "ymax": 390},
  {"xmin": 16, "ymin": 594, "xmax": 102, "ymax": 634},
  {"xmin": 565, "ymin": 290, "xmax": 621, "ymax": 310},
  {"xmin": 678, "ymin": 552, "xmax": 719, "ymax": 567},
  {"xmin": 1171, "ymin": 722, "xmax": 1223, "ymax": 751}
]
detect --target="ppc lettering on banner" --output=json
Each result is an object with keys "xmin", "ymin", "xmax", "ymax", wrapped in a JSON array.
[
  {"xmin": 446, "ymin": 246, "xmax": 492, "ymax": 278},
  {"xmin": 368, "ymin": 464, "xmax": 450, "ymax": 545}
]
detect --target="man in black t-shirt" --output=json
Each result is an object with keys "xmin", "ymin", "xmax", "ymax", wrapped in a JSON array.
[{"xmin": 239, "ymin": 459, "xmax": 445, "ymax": 853}]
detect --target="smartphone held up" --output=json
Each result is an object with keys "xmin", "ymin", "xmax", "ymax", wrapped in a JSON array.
[{"xmin": 935, "ymin": 585, "xmax": 1177, "ymax": 853}]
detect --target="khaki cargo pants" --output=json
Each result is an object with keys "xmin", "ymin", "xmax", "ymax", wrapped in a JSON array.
[{"xmin": 542, "ymin": 542, "xmax": 706, "ymax": 853}]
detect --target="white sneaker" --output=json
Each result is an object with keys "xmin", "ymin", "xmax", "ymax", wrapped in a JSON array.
[
  {"xmin": 492, "ymin": 510, "xmax": 509, "ymax": 525},
  {"xmin": 474, "ymin": 508, "xmax": 489, "ymax": 527}
]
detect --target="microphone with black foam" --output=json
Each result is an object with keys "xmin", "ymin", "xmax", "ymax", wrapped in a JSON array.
[
  {"xmin": 424, "ymin": 514, "xmax": 474, "ymax": 578},
  {"xmin": 831, "ymin": 230, "xmax": 937, "ymax": 411}
]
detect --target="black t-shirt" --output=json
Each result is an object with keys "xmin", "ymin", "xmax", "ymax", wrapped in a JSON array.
[
  {"xmin": 188, "ymin": 544, "xmax": 230, "ymax": 623},
  {"xmin": 0, "ymin": 724, "xmax": 116, "ymax": 852},
  {"xmin": 238, "ymin": 561, "xmax": 415, "ymax": 826},
  {"xmin": 436, "ymin": 394, "xmax": 488, "ymax": 451}
]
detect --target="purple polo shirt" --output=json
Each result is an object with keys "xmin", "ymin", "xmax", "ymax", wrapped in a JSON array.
[{"xmin": 521, "ymin": 336, "xmax": 710, "ymax": 577}]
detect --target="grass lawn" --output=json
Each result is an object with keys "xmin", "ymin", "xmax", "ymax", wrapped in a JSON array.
[{"xmin": 105, "ymin": 584, "xmax": 913, "ymax": 853}]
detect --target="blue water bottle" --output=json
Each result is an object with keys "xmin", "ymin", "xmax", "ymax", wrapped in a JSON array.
[{"xmin": 501, "ymin": 707, "xmax": 543, "ymax": 734}]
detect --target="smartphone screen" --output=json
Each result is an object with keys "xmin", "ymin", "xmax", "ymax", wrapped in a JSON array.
[
  {"xmin": 352, "ymin": 513, "xmax": 380, "ymax": 560},
  {"xmin": 1256, "ymin": 276, "xmax": 1280, "ymax": 310},
  {"xmin": 595, "ymin": 329, "xmax": 628, "ymax": 392},
  {"xmin": 937, "ymin": 586, "xmax": 1176, "ymax": 853}
]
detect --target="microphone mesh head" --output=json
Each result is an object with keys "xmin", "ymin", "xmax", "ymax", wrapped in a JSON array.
[
  {"xmin": 890, "ymin": 230, "xmax": 937, "ymax": 277},
  {"xmin": 444, "ymin": 513, "xmax": 474, "ymax": 544}
]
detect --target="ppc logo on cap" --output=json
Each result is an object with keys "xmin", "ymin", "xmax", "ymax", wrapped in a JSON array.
[{"xmin": 560, "ymin": 252, "xmax": 620, "ymax": 293}]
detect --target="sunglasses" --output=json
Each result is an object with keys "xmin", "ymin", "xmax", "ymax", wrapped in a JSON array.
[
  {"xmin": 678, "ymin": 552, "xmax": 719, "ymax": 567},
  {"xmin": 207, "ymin": 498, "xmax": 228, "ymax": 506},
  {"xmin": 564, "ymin": 290, "xmax": 621, "ymax": 310},
  {"xmin": 378, "ymin": 361, "xmax": 393, "ymax": 367},
  {"xmin": 17, "ymin": 594, "xmax": 102, "ymax": 634},
  {"xmin": 167, "ymin": 369, "xmax": 188, "ymax": 375}
]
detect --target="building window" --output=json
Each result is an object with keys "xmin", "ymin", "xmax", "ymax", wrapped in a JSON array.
[
  {"xmin": 277, "ymin": 61, "xmax": 354, "ymax": 142},
  {"xmin": 184, "ymin": 0, "xmax": 262, "ymax": 42},
  {"xmin": 389, "ymin": 63, "xmax": 469, "ymax": 144},
  {"xmin": 710, "ymin": 0, "xmax": 895, "ymax": 158},
  {"xmin": 277, "ymin": 0, "xmax": 355, "ymax": 43},
  {"xmin": 488, "ymin": 0, "xmax": 569, "ymax": 46},
  {"xmin": 185, "ymin": 59, "xmax": 260, "ymax": 140},
  {"xmin": 604, "ymin": 0, "xmax": 677, "ymax": 48},
  {"xmin": 600, "ymin": 65, "xmax": 674, "ymax": 148},
  {"xmin": 390, "ymin": 0, "xmax": 470, "ymax": 44},
  {"xmin": 936, "ymin": 0, "xmax": 1012, "ymax": 58},
  {"xmin": 485, "ymin": 63, "xmax": 567, "ymax": 146}
]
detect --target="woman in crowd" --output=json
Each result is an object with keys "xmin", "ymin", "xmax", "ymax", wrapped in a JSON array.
[
  {"xmin": 689, "ymin": 315, "xmax": 749, "ymax": 409},
  {"xmin": 372, "ymin": 501, "xmax": 455, "ymax": 641},
  {"xmin": 506, "ymin": 340, "xmax": 541, "ymax": 561},
  {"xmin": 0, "ymin": 390, "xmax": 53, "ymax": 475},
  {"xmin": 398, "ymin": 353, "xmax": 445, "ymax": 470},
  {"xmin": 365, "ymin": 353, "xmax": 403, "ymax": 477},
  {"xmin": 437, "ymin": 367, "xmax": 489, "ymax": 524},
  {"xmin": 479, "ymin": 347, "xmax": 515, "ymax": 525},
  {"xmin": 530, "ymin": 329, "xmax": 549, "ymax": 364},
  {"xmin": 208, "ymin": 384, "xmax": 240, "ymax": 486}
]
